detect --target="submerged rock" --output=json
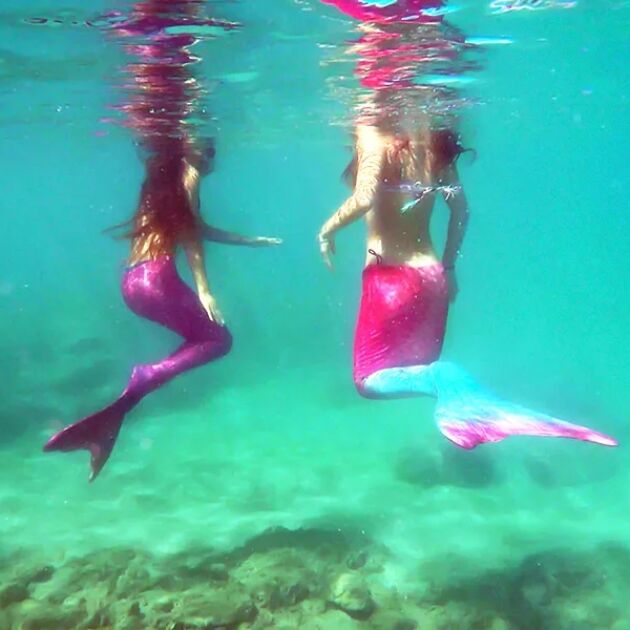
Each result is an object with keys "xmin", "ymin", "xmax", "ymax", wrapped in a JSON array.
[
  {"xmin": 369, "ymin": 610, "xmax": 420, "ymax": 630},
  {"xmin": 329, "ymin": 572, "xmax": 376, "ymax": 620},
  {"xmin": 0, "ymin": 582, "xmax": 29, "ymax": 607},
  {"xmin": 13, "ymin": 599, "xmax": 83, "ymax": 630},
  {"xmin": 345, "ymin": 549, "xmax": 369, "ymax": 571},
  {"xmin": 159, "ymin": 588, "xmax": 258, "ymax": 628},
  {"xmin": 233, "ymin": 548, "xmax": 320, "ymax": 611},
  {"xmin": 27, "ymin": 565, "xmax": 55, "ymax": 585},
  {"xmin": 208, "ymin": 562, "xmax": 230, "ymax": 582},
  {"xmin": 301, "ymin": 609, "xmax": 362, "ymax": 629},
  {"xmin": 267, "ymin": 581, "xmax": 310, "ymax": 610}
]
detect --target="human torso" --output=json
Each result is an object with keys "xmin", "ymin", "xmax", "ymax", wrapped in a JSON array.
[
  {"xmin": 128, "ymin": 227, "xmax": 175, "ymax": 266},
  {"xmin": 127, "ymin": 160, "xmax": 201, "ymax": 266},
  {"xmin": 365, "ymin": 140, "xmax": 439, "ymax": 267},
  {"xmin": 365, "ymin": 192, "xmax": 437, "ymax": 267}
]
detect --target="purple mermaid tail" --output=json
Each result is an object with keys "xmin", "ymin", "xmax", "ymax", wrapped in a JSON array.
[
  {"xmin": 44, "ymin": 397, "xmax": 129, "ymax": 481},
  {"xmin": 44, "ymin": 257, "xmax": 231, "ymax": 481}
]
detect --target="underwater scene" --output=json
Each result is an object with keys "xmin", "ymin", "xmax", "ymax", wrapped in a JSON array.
[{"xmin": 0, "ymin": 0, "xmax": 628, "ymax": 628}]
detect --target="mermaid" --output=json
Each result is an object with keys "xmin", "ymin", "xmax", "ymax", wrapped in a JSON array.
[
  {"xmin": 44, "ymin": 140, "xmax": 281, "ymax": 481},
  {"xmin": 43, "ymin": 0, "xmax": 281, "ymax": 481},
  {"xmin": 317, "ymin": 121, "xmax": 616, "ymax": 449}
]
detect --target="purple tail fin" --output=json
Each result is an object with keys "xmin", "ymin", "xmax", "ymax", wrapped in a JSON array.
[{"xmin": 43, "ymin": 398, "xmax": 129, "ymax": 481}]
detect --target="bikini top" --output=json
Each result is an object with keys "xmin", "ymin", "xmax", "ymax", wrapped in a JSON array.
[
  {"xmin": 383, "ymin": 180, "xmax": 461, "ymax": 213},
  {"xmin": 380, "ymin": 136, "xmax": 461, "ymax": 212}
]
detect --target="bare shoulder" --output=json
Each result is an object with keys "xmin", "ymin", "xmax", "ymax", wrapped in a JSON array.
[{"xmin": 356, "ymin": 124, "xmax": 385, "ymax": 152}]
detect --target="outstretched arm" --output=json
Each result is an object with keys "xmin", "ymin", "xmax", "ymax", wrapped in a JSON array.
[
  {"xmin": 441, "ymin": 165, "xmax": 469, "ymax": 302},
  {"xmin": 202, "ymin": 224, "xmax": 282, "ymax": 247},
  {"xmin": 183, "ymin": 237, "xmax": 224, "ymax": 324},
  {"xmin": 317, "ymin": 128, "xmax": 384, "ymax": 269}
]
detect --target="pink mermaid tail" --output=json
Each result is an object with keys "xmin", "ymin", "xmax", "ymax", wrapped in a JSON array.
[
  {"xmin": 353, "ymin": 262, "xmax": 448, "ymax": 392},
  {"xmin": 434, "ymin": 378, "xmax": 618, "ymax": 449},
  {"xmin": 44, "ymin": 257, "xmax": 231, "ymax": 481},
  {"xmin": 440, "ymin": 413, "xmax": 618, "ymax": 449},
  {"xmin": 355, "ymin": 263, "xmax": 617, "ymax": 449}
]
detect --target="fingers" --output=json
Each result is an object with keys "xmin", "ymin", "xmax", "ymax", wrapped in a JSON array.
[
  {"xmin": 211, "ymin": 309, "xmax": 225, "ymax": 326},
  {"xmin": 255, "ymin": 236, "xmax": 283, "ymax": 247},
  {"xmin": 321, "ymin": 247, "xmax": 334, "ymax": 271},
  {"xmin": 318, "ymin": 233, "xmax": 335, "ymax": 266},
  {"xmin": 205, "ymin": 307, "xmax": 217, "ymax": 323},
  {"xmin": 212, "ymin": 304, "xmax": 225, "ymax": 325},
  {"xmin": 324, "ymin": 252, "xmax": 334, "ymax": 271},
  {"xmin": 202, "ymin": 297, "xmax": 225, "ymax": 326}
]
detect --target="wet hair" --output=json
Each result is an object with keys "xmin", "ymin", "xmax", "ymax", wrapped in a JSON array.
[
  {"xmin": 107, "ymin": 151, "xmax": 200, "ymax": 248},
  {"xmin": 342, "ymin": 128, "xmax": 473, "ymax": 187},
  {"xmin": 427, "ymin": 129, "xmax": 475, "ymax": 180}
]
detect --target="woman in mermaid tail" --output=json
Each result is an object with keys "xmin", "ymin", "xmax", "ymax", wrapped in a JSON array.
[
  {"xmin": 43, "ymin": 1, "xmax": 281, "ymax": 481},
  {"xmin": 317, "ymin": 1, "xmax": 615, "ymax": 449},
  {"xmin": 44, "ymin": 140, "xmax": 281, "ymax": 481},
  {"xmin": 318, "ymin": 120, "xmax": 616, "ymax": 449}
]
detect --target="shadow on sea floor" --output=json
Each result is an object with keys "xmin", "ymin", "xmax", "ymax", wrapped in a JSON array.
[
  {"xmin": 0, "ymin": 334, "xmax": 232, "ymax": 448},
  {"xmin": 420, "ymin": 542, "xmax": 630, "ymax": 630},
  {"xmin": 1, "ymin": 526, "xmax": 629, "ymax": 629}
]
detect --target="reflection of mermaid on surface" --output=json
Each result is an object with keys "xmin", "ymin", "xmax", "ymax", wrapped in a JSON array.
[
  {"xmin": 44, "ymin": 1, "xmax": 281, "ymax": 481},
  {"xmin": 322, "ymin": 0, "xmax": 445, "ymax": 24},
  {"xmin": 318, "ymin": 0, "xmax": 617, "ymax": 449}
]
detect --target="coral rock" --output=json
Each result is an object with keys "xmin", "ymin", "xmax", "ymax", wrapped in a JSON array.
[
  {"xmin": 345, "ymin": 550, "xmax": 369, "ymax": 571},
  {"xmin": 329, "ymin": 572, "xmax": 376, "ymax": 620},
  {"xmin": 302, "ymin": 609, "xmax": 363, "ymax": 629}
]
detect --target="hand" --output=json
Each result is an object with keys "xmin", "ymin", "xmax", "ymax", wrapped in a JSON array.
[
  {"xmin": 251, "ymin": 236, "xmax": 283, "ymax": 247},
  {"xmin": 318, "ymin": 232, "xmax": 336, "ymax": 271},
  {"xmin": 199, "ymin": 291, "xmax": 225, "ymax": 325},
  {"xmin": 445, "ymin": 267, "xmax": 458, "ymax": 303}
]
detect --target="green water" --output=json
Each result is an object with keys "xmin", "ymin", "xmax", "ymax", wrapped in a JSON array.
[{"xmin": 0, "ymin": 1, "xmax": 628, "ymax": 628}]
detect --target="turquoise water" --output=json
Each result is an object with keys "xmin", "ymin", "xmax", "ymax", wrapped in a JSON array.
[{"xmin": 0, "ymin": 1, "xmax": 628, "ymax": 628}]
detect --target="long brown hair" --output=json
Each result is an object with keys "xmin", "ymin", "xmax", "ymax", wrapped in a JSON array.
[
  {"xmin": 343, "ymin": 128, "xmax": 472, "ymax": 187},
  {"xmin": 108, "ymin": 151, "xmax": 201, "ymax": 250},
  {"xmin": 424, "ymin": 128, "xmax": 472, "ymax": 182}
]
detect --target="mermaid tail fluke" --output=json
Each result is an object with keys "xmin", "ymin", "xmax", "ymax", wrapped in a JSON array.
[
  {"xmin": 428, "ymin": 361, "xmax": 617, "ymax": 448},
  {"xmin": 43, "ymin": 258, "xmax": 232, "ymax": 483},
  {"xmin": 436, "ymin": 396, "xmax": 617, "ymax": 449},
  {"xmin": 360, "ymin": 360, "xmax": 617, "ymax": 449},
  {"xmin": 43, "ymin": 398, "xmax": 129, "ymax": 481}
]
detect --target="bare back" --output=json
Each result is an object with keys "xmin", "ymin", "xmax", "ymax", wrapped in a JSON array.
[
  {"xmin": 364, "ymin": 135, "xmax": 440, "ymax": 267},
  {"xmin": 318, "ymin": 124, "xmax": 467, "ymax": 274}
]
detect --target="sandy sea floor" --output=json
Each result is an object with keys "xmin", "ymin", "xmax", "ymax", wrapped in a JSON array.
[{"xmin": 1, "ymin": 312, "xmax": 629, "ymax": 629}]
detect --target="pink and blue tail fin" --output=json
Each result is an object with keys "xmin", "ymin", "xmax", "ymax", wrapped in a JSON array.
[
  {"xmin": 362, "ymin": 360, "xmax": 617, "ymax": 449},
  {"xmin": 429, "ymin": 361, "xmax": 617, "ymax": 449},
  {"xmin": 43, "ymin": 398, "xmax": 128, "ymax": 481},
  {"xmin": 435, "ymin": 393, "xmax": 617, "ymax": 449}
]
